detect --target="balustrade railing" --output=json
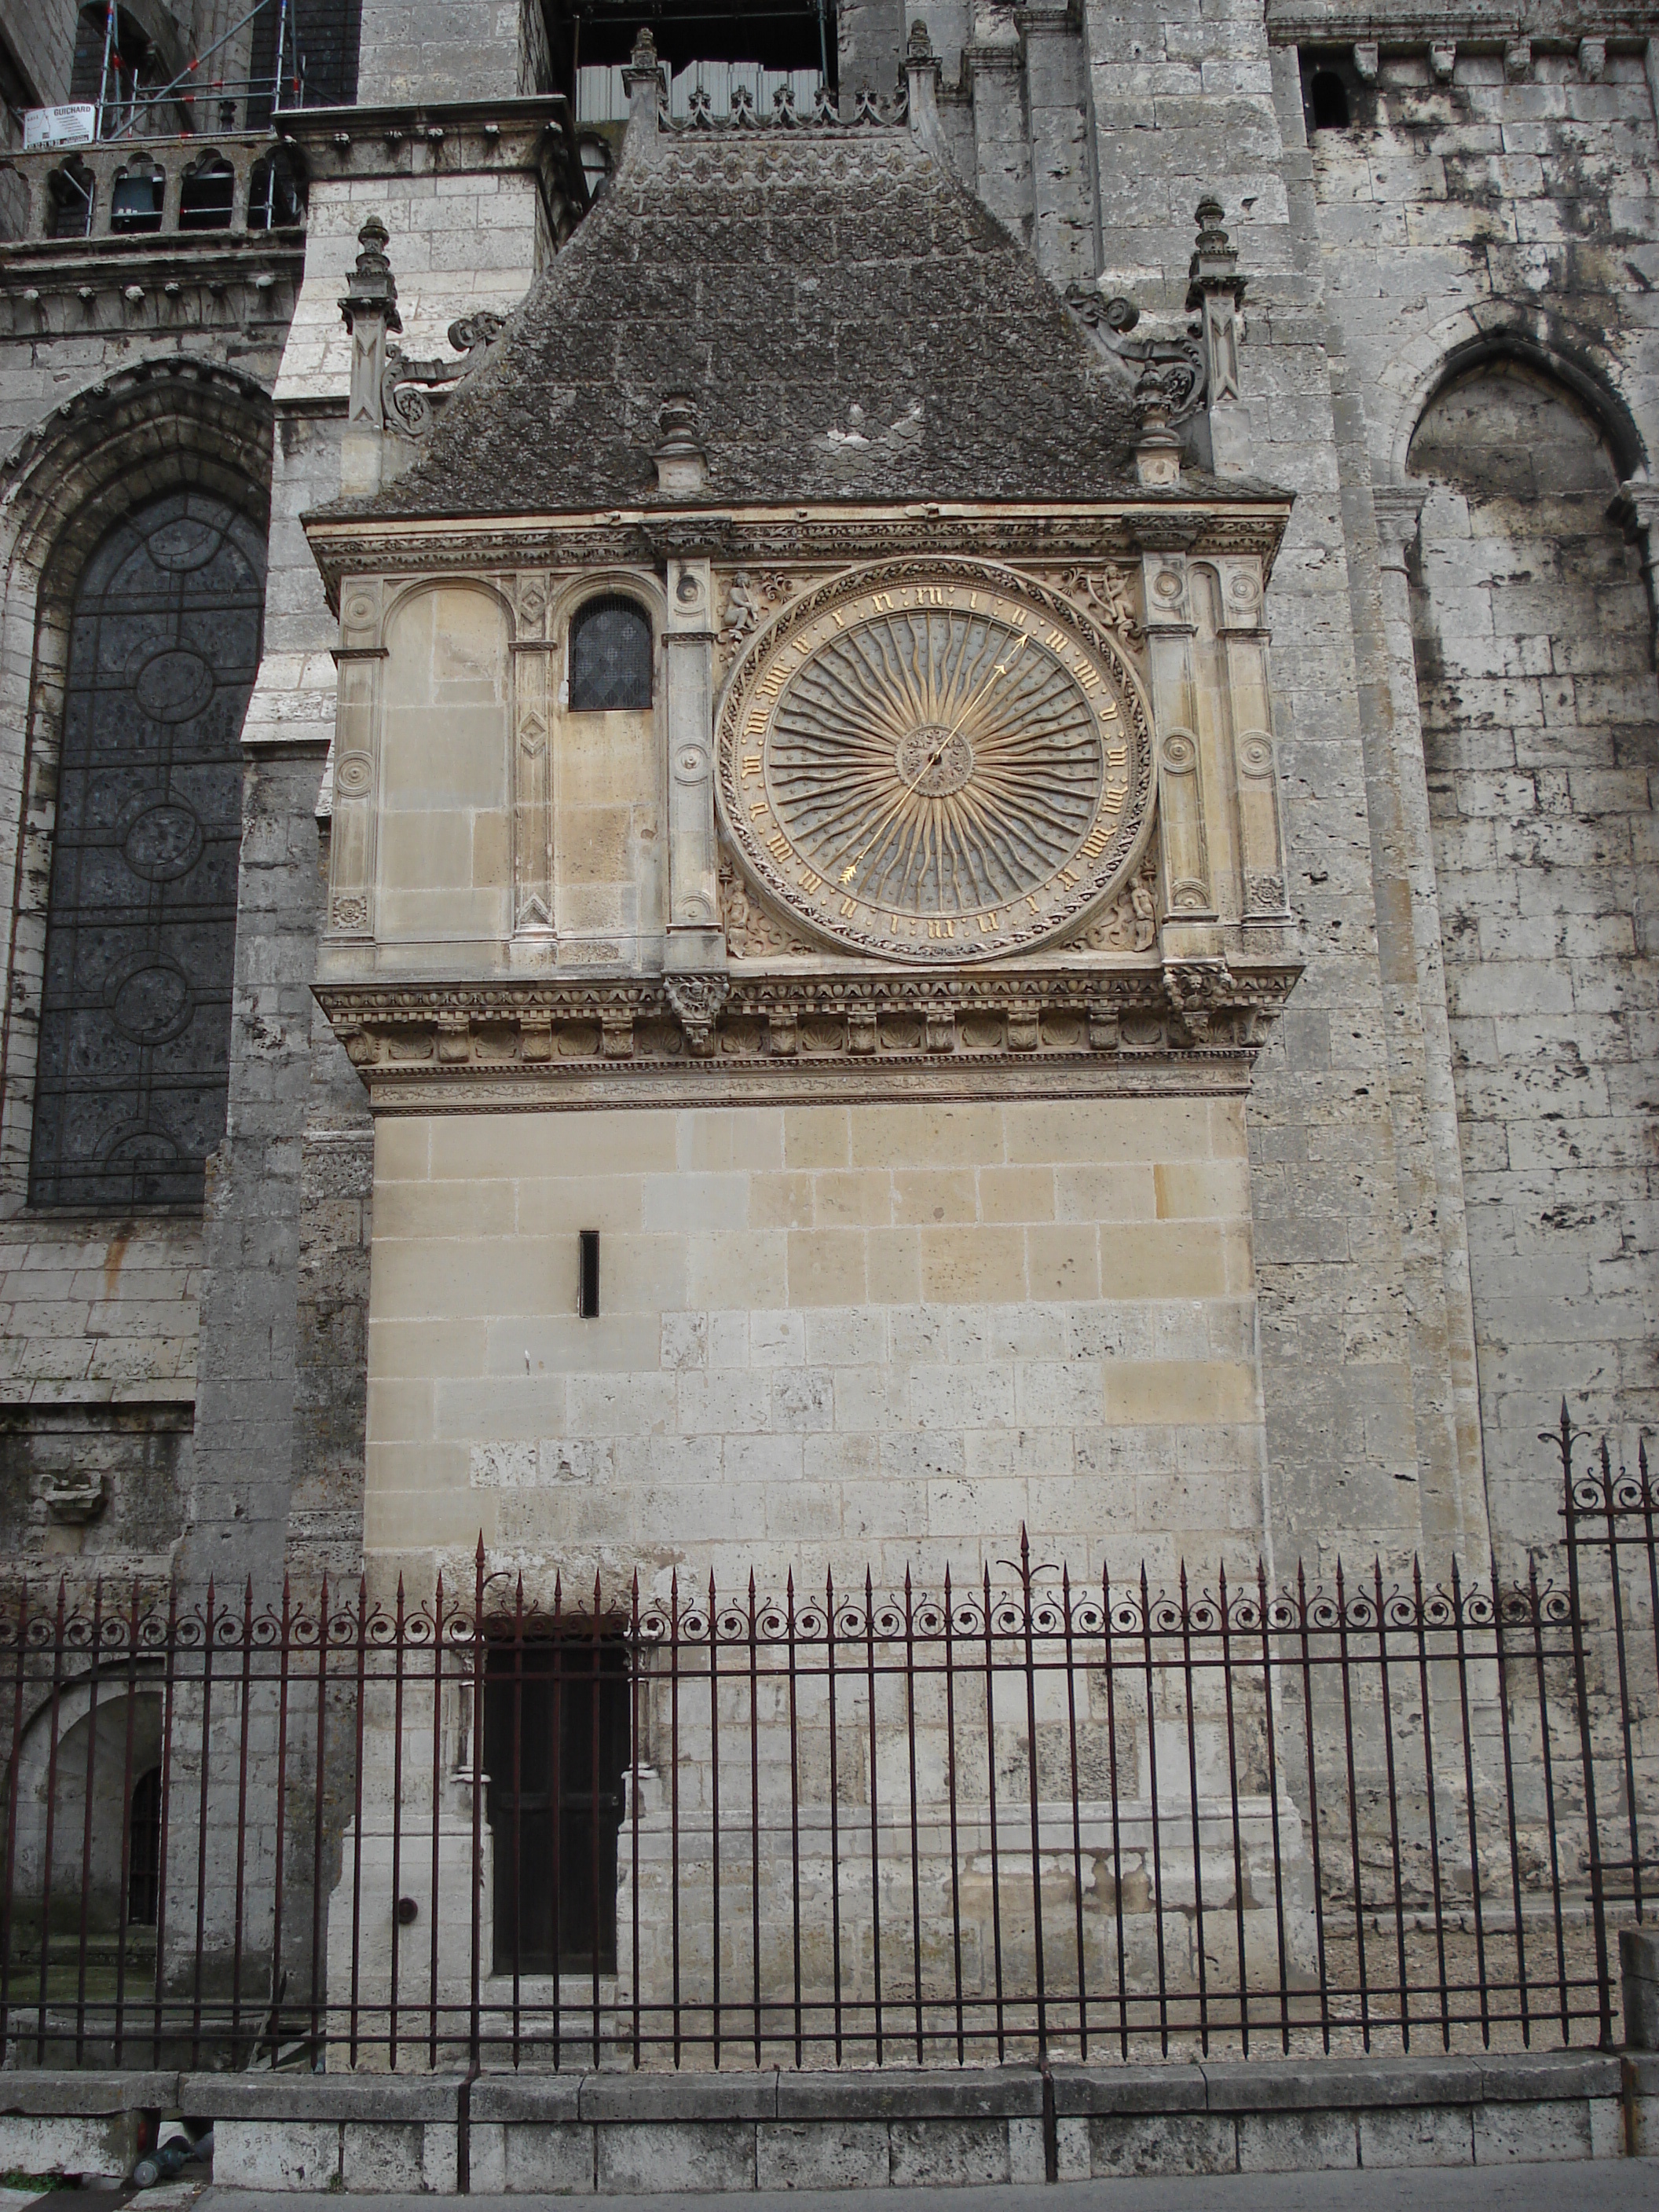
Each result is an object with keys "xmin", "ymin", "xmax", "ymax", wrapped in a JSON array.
[
  {"xmin": 0, "ymin": 1411, "xmax": 1650, "ymax": 2072},
  {"xmin": 0, "ymin": 135, "xmax": 302, "ymax": 245}
]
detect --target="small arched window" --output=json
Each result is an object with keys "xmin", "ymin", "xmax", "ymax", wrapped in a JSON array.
[
  {"xmin": 247, "ymin": 151, "xmax": 302, "ymax": 231},
  {"xmin": 46, "ymin": 158, "xmax": 95, "ymax": 239},
  {"xmin": 569, "ymin": 595, "xmax": 652, "ymax": 712},
  {"xmin": 1309, "ymin": 69, "xmax": 1350, "ymax": 131},
  {"xmin": 179, "ymin": 153, "xmax": 234, "ymax": 232},
  {"xmin": 110, "ymin": 158, "xmax": 163, "ymax": 234}
]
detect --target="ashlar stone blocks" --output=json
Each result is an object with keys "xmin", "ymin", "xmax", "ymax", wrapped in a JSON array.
[{"xmin": 365, "ymin": 1098, "xmax": 1266, "ymax": 1592}]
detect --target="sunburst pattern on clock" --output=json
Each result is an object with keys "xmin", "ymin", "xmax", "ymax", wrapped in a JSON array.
[
  {"xmin": 718, "ymin": 562, "xmax": 1155, "ymax": 964},
  {"xmin": 770, "ymin": 609, "xmax": 1102, "ymax": 915}
]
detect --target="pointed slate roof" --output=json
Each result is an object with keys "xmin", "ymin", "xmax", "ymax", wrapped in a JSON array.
[{"xmin": 335, "ymin": 126, "xmax": 1165, "ymax": 519}]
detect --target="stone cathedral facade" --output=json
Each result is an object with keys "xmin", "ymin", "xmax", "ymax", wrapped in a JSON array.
[{"xmin": 0, "ymin": 0, "xmax": 1655, "ymax": 1607}]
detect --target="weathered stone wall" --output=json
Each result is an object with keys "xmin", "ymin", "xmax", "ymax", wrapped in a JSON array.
[
  {"xmin": 356, "ymin": 0, "xmax": 551, "ymax": 105},
  {"xmin": 364, "ymin": 1099, "xmax": 1268, "ymax": 1598},
  {"xmin": 0, "ymin": 248, "xmax": 291, "ymax": 1571},
  {"xmin": 1294, "ymin": 30, "xmax": 1659, "ymax": 1555},
  {"xmin": 0, "ymin": 0, "xmax": 78, "ymax": 110},
  {"xmin": 1408, "ymin": 362, "xmax": 1659, "ymax": 1551}
]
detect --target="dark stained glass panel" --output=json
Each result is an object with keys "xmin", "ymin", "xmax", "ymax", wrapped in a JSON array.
[
  {"xmin": 569, "ymin": 595, "xmax": 652, "ymax": 712},
  {"xmin": 29, "ymin": 489, "xmax": 265, "ymax": 1212}
]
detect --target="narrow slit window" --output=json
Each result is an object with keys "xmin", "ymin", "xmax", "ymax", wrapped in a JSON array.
[{"xmin": 578, "ymin": 1229, "xmax": 600, "ymax": 1318}]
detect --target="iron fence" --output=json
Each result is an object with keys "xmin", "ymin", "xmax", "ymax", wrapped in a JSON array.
[{"xmin": 0, "ymin": 1412, "xmax": 1652, "ymax": 2073}]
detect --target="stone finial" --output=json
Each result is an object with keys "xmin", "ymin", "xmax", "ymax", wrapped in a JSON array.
[
  {"xmin": 652, "ymin": 390, "xmax": 708, "ymax": 495},
  {"xmin": 904, "ymin": 14, "xmax": 947, "ymax": 152},
  {"xmin": 1188, "ymin": 196, "xmax": 1247, "ymax": 463},
  {"xmin": 339, "ymin": 217, "xmax": 401, "ymax": 338},
  {"xmin": 339, "ymin": 218, "xmax": 402, "ymax": 459},
  {"xmin": 1188, "ymin": 197, "xmax": 1240, "ymax": 298},
  {"xmin": 1133, "ymin": 370, "xmax": 1181, "ymax": 489},
  {"xmin": 620, "ymin": 27, "xmax": 666, "ymax": 159}
]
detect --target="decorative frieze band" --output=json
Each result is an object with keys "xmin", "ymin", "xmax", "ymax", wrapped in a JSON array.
[{"xmin": 317, "ymin": 954, "xmax": 1301, "ymax": 1108}]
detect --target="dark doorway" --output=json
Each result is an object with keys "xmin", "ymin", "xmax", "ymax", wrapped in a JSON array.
[
  {"xmin": 127, "ymin": 1766, "xmax": 162, "ymax": 1925},
  {"xmin": 484, "ymin": 1634, "xmax": 629, "ymax": 1977}
]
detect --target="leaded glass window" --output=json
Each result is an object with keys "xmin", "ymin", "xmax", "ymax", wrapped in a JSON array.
[
  {"xmin": 569, "ymin": 595, "xmax": 652, "ymax": 712},
  {"xmin": 28, "ymin": 489, "xmax": 265, "ymax": 1211}
]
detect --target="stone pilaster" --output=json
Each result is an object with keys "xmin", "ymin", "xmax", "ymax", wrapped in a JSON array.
[
  {"xmin": 664, "ymin": 556, "xmax": 723, "ymax": 972},
  {"xmin": 1372, "ymin": 484, "xmax": 1488, "ymax": 1552}
]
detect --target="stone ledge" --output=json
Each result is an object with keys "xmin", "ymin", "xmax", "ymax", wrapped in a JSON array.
[
  {"xmin": 469, "ymin": 2075, "xmax": 580, "ymax": 2124},
  {"xmin": 0, "ymin": 2071, "xmax": 179, "ymax": 2115},
  {"xmin": 0, "ymin": 2046, "xmax": 1639, "ymax": 2189},
  {"xmin": 577, "ymin": 2073, "xmax": 776, "ymax": 2122},
  {"xmin": 1049, "ymin": 2062, "xmax": 1207, "ymax": 2114},
  {"xmin": 181, "ymin": 2074, "xmax": 467, "ymax": 2122},
  {"xmin": 777, "ymin": 2067, "xmax": 1045, "ymax": 2119}
]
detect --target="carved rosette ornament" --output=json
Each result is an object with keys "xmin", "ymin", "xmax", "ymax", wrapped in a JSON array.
[{"xmin": 717, "ymin": 560, "xmax": 1155, "ymax": 964}]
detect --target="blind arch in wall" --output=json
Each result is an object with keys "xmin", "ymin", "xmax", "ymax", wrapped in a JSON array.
[{"xmin": 28, "ymin": 488, "xmax": 266, "ymax": 1211}]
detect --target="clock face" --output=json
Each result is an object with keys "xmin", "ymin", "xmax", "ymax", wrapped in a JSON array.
[{"xmin": 717, "ymin": 562, "xmax": 1155, "ymax": 963}]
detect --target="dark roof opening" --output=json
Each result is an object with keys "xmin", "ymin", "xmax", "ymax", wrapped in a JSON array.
[{"xmin": 554, "ymin": 0, "xmax": 833, "ymax": 91}]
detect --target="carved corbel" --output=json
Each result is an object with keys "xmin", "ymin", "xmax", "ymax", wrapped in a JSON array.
[{"xmin": 665, "ymin": 972, "xmax": 730, "ymax": 1055}]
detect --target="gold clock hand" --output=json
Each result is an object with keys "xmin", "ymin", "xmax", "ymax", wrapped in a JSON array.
[{"xmin": 835, "ymin": 632, "xmax": 1030, "ymax": 890}]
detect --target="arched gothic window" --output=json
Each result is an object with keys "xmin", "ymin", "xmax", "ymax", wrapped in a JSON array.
[
  {"xmin": 569, "ymin": 595, "xmax": 652, "ymax": 712},
  {"xmin": 28, "ymin": 489, "xmax": 266, "ymax": 1211}
]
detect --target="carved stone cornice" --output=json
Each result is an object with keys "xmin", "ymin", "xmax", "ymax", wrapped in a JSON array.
[
  {"xmin": 1262, "ymin": 4, "xmax": 1657, "ymax": 42},
  {"xmin": 314, "ymin": 951, "xmax": 1303, "ymax": 1111},
  {"xmin": 301, "ymin": 503, "xmax": 1295, "ymax": 604}
]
